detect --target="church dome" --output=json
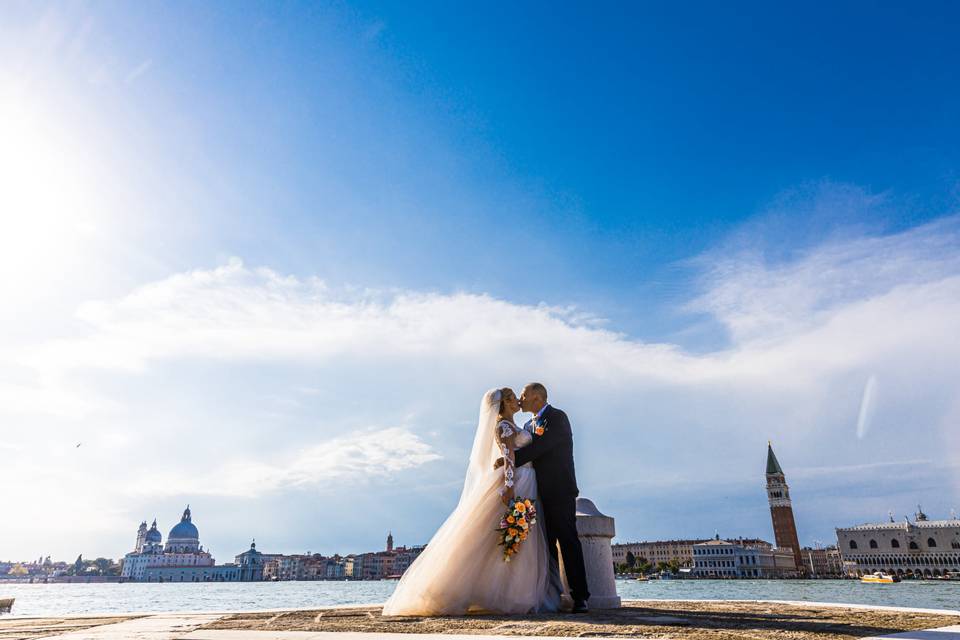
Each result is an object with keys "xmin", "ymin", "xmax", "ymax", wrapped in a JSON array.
[
  {"xmin": 146, "ymin": 520, "xmax": 162, "ymax": 543},
  {"xmin": 167, "ymin": 506, "xmax": 199, "ymax": 540}
]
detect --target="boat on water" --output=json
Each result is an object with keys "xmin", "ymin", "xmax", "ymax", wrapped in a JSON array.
[
  {"xmin": 861, "ymin": 571, "xmax": 900, "ymax": 584},
  {"xmin": 0, "ymin": 597, "xmax": 13, "ymax": 613}
]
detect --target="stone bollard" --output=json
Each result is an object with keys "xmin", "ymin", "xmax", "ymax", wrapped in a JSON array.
[{"xmin": 558, "ymin": 497, "xmax": 621, "ymax": 609}]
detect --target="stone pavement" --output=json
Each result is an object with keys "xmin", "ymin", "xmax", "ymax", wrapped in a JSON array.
[
  {"xmin": 2, "ymin": 601, "xmax": 960, "ymax": 640},
  {"xmin": 873, "ymin": 626, "xmax": 960, "ymax": 640}
]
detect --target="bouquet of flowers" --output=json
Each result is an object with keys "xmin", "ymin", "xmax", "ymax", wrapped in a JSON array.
[{"xmin": 497, "ymin": 497, "xmax": 537, "ymax": 561}]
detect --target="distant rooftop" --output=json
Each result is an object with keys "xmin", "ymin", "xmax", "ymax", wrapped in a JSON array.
[{"xmin": 836, "ymin": 519, "xmax": 960, "ymax": 531}]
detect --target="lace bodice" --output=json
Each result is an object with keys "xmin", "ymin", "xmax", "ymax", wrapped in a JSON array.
[{"xmin": 496, "ymin": 420, "xmax": 532, "ymax": 498}]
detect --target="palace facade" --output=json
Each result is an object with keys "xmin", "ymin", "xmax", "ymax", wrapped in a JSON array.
[{"xmin": 836, "ymin": 507, "xmax": 960, "ymax": 578}]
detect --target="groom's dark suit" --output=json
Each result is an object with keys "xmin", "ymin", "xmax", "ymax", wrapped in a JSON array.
[{"xmin": 513, "ymin": 405, "xmax": 590, "ymax": 604}]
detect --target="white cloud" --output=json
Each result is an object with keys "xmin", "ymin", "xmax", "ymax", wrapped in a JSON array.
[
  {"xmin": 3, "ymin": 206, "xmax": 960, "ymax": 558},
  {"xmin": 689, "ymin": 206, "xmax": 960, "ymax": 345},
  {"xmin": 126, "ymin": 427, "xmax": 441, "ymax": 498}
]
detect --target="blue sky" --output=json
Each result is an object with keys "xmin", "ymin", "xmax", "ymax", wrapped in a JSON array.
[{"xmin": 2, "ymin": 2, "xmax": 960, "ymax": 561}]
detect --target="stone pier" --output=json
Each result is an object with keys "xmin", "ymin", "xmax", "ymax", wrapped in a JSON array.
[
  {"xmin": 557, "ymin": 497, "xmax": 621, "ymax": 609},
  {"xmin": 5, "ymin": 601, "xmax": 960, "ymax": 640}
]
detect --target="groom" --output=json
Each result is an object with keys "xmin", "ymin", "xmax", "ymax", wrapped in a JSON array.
[{"xmin": 500, "ymin": 382, "xmax": 590, "ymax": 613}]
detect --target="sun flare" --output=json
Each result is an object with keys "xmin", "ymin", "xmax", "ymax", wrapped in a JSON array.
[{"xmin": 0, "ymin": 90, "xmax": 103, "ymax": 298}]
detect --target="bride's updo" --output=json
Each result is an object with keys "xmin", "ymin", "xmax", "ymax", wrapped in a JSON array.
[{"xmin": 497, "ymin": 387, "xmax": 516, "ymax": 418}]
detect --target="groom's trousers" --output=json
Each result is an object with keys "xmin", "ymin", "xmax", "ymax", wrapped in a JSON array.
[{"xmin": 542, "ymin": 495, "xmax": 590, "ymax": 603}]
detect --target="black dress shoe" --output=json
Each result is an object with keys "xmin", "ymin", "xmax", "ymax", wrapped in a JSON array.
[{"xmin": 572, "ymin": 600, "xmax": 589, "ymax": 614}]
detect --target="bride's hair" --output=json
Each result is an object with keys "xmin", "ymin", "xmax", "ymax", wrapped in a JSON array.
[{"xmin": 497, "ymin": 387, "xmax": 514, "ymax": 419}]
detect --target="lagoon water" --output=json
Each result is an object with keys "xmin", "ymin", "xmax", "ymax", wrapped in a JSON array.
[{"xmin": 2, "ymin": 579, "xmax": 959, "ymax": 617}]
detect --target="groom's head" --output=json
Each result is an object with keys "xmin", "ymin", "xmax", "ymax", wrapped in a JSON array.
[{"xmin": 520, "ymin": 382, "xmax": 548, "ymax": 414}]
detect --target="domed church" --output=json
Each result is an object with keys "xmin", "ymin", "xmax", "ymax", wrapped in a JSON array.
[
  {"xmin": 121, "ymin": 505, "xmax": 214, "ymax": 580},
  {"xmin": 165, "ymin": 505, "xmax": 202, "ymax": 553}
]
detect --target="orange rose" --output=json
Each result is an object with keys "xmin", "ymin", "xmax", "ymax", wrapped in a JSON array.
[
  {"xmin": 515, "ymin": 502, "xmax": 526, "ymax": 513},
  {"xmin": 506, "ymin": 515, "xmax": 515, "ymax": 524},
  {"xmin": 520, "ymin": 532, "xmax": 528, "ymax": 540},
  {"xmin": 508, "ymin": 527, "xmax": 518, "ymax": 537},
  {"xmin": 534, "ymin": 426, "xmax": 544, "ymax": 436},
  {"xmin": 524, "ymin": 499, "xmax": 532, "ymax": 507},
  {"xmin": 517, "ymin": 517, "xmax": 526, "ymax": 526}
]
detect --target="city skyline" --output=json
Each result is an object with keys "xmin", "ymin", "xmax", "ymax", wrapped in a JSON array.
[
  {"xmin": 3, "ymin": 501, "xmax": 956, "ymax": 571},
  {"xmin": 2, "ymin": 2, "xmax": 960, "ymax": 559}
]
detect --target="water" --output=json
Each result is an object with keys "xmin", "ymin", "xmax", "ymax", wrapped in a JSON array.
[{"xmin": 1, "ymin": 579, "xmax": 958, "ymax": 617}]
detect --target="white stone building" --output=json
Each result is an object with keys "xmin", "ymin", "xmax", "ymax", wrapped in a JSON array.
[
  {"xmin": 692, "ymin": 536, "xmax": 796, "ymax": 578},
  {"xmin": 613, "ymin": 537, "xmax": 772, "ymax": 570},
  {"xmin": 612, "ymin": 539, "xmax": 708, "ymax": 569},
  {"xmin": 836, "ymin": 508, "xmax": 960, "ymax": 578},
  {"xmin": 120, "ymin": 506, "xmax": 214, "ymax": 580}
]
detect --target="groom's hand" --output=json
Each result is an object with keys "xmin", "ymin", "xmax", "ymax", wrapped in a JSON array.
[{"xmin": 493, "ymin": 457, "xmax": 505, "ymax": 470}]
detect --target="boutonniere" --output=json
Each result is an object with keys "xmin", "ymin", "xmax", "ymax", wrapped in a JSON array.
[{"xmin": 534, "ymin": 418, "xmax": 547, "ymax": 436}]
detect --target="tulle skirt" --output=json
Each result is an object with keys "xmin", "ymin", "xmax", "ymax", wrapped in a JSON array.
[{"xmin": 381, "ymin": 465, "xmax": 561, "ymax": 616}]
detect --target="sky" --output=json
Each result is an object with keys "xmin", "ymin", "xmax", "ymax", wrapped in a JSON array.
[{"xmin": 2, "ymin": 1, "xmax": 960, "ymax": 562}]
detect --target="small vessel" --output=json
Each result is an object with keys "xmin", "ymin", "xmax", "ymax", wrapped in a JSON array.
[
  {"xmin": 0, "ymin": 597, "xmax": 13, "ymax": 613},
  {"xmin": 861, "ymin": 571, "xmax": 900, "ymax": 584},
  {"xmin": 635, "ymin": 575, "xmax": 649, "ymax": 582}
]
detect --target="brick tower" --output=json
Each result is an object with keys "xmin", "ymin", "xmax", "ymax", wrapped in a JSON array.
[{"xmin": 766, "ymin": 442, "xmax": 803, "ymax": 574}]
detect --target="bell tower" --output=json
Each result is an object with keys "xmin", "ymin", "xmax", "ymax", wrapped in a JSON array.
[
  {"xmin": 135, "ymin": 521, "xmax": 148, "ymax": 552},
  {"xmin": 766, "ymin": 442, "xmax": 803, "ymax": 574},
  {"xmin": 386, "ymin": 531, "xmax": 394, "ymax": 552}
]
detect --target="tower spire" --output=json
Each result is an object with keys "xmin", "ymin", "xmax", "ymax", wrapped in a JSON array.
[{"xmin": 766, "ymin": 442, "xmax": 784, "ymax": 475}]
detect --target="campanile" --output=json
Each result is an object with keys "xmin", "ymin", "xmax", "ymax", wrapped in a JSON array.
[{"xmin": 766, "ymin": 442, "xmax": 803, "ymax": 573}]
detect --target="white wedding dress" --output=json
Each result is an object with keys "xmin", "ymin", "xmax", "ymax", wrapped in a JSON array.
[{"xmin": 382, "ymin": 389, "xmax": 562, "ymax": 616}]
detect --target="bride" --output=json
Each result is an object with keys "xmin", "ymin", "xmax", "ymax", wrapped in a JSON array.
[{"xmin": 382, "ymin": 387, "xmax": 562, "ymax": 616}]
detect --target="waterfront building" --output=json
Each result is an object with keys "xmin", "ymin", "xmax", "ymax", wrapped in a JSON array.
[
  {"xmin": 836, "ymin": 507, "xmax": 960, "ymax": 578},
  {"xmin": 120, "ymin": 506, "xmax": 260, "ymax": 582},
  {"xmin": 141, "ymin": 564, "xmax": 243, "ymax": 582},
  {"xmin": 322, "ymin": 554, "xmax": 349, "ymax": 579},
  {"xmin": 277, "ymin": 554, "xmax": 307, "ymax": 581},
  {"xmin": 301, "ymin": 554, "xmax": 331, "ymax": 580},
  {"xmin": 766, "ymin": 442, "xmax": 803, "ymax": 573},
  {"xmin": 261, "ymin": 554, "xmax": 283, "ymax": 581},
  {"xmin": 800, "ymin": 546, "xmax": 843, "ymax": 577},
  {"xmin": 692, "ymin": 536, "xmax": 796, "ymax": 578},
  {"xmin": 346, "ymin": 534, "xmax": 425, "ymax": 580},
  {"xmin": 612, "ymin": 540, "xmax": 707, "ymax": 569},
  {"xmin": 612, "ymin": 538, "xmax": 770, "ymax": 570},
  {"xmin": 392, "ymin": 545, "xmax": 425, "ymax": 576},
  {"xmin": 120, "ymin": 509, "xmax": 215, "ymax": 580},
  {"xmin": 234, "ymin": 540, "xmax": 265, "ymax": 582}
]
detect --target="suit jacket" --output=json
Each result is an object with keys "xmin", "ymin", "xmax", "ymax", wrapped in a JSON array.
[{"xmin": 513, "ymin": 405, "xmax": 579, "ymax": 501}]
